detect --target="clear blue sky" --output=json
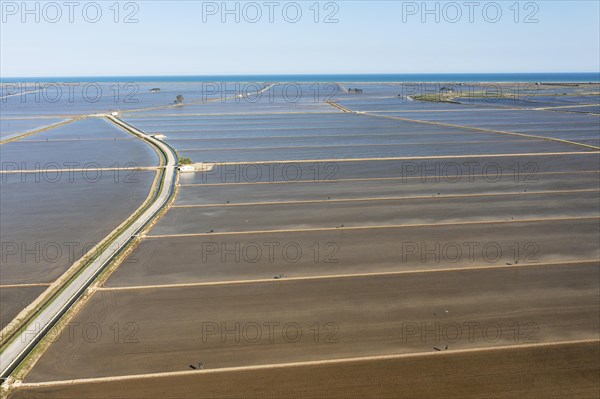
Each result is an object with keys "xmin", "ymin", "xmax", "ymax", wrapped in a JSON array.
[{"xmin": 1, "ymin": 0, "xmax": 599, "ymax": 77}]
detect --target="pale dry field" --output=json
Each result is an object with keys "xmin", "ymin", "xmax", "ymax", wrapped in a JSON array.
[{"xmin": 10, "ymin": 341, "xmax": 600, "ymax": 399}]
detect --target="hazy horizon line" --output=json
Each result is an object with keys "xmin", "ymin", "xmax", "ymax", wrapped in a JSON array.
[{"xmin": 2, "ymin": 72, "xmax": 600, "ymax": 80}]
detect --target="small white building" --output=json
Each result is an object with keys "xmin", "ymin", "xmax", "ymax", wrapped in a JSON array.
[
  {"xmin": 111, "ymin": 111, "xmax": 119, "ymax": 116},
  {"xmin": 179, "ymin": 165, "xmax": 195, "ymax": 173}
]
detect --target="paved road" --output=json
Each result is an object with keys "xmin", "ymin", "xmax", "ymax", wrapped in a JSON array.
[{"xmin": 0, "ymin": 115, "xmax": 177, "ymax": 382}]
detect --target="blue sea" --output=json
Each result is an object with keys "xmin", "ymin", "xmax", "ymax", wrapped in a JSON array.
[{"xmin": 3, "ymin": 72, "xmax": 599, "ymax": 83}]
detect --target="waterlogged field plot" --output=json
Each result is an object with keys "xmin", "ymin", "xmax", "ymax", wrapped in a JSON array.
[
  {"xmin": 122, "ymin": 102, "xmax": 336, "ymax": 117},
  {"xmin": 0, "ymin": 286, "xmax": 47, "ymax": 329},
  {"xmin": 107, "ymin": 219, "xmax": 600, "ymax": 287},
  {"xmin": 120, "ymin": 83, "xmax": 340, "ymax": 117},
  {"xmin": 179, "ymin": 154, "xmax": 600, "ymax": 184},
  {"xmin": 124, "ymin": 111, "xmax": 597, "ymax": 163},
  {"xmin": 10, "ymin": 83, "xmax": 600, "ymax": 397},
  {"xmin": 168, "ymin": 134, "xmax": 566, "ymax": 150},
  {"xmin": 0, "ymin": 170, "xmax": 156, "ymax": 285},
  {"xmin": 337, "ymin": 97, "xmax": 468, "ymax": 112},
  {"xmin": 124, "ymin": 113, "xmax": 358, "ymax": 136},
  {"xmin": 19, "ymin": 118, "xmax": 140, "ymax": 141},
  {"xmin": 1, "ymin": 117, "xmax": 159, "ymax": 168},
  {"xmin": 174, "ymin": 171, "xmax": 600, "ymax": 205},
  {"xmin": 366, "ymin": 109, "xmax": 600, "ymax": 144},
  {"xmin": 174, "ymin": 140, "xmax": 588, "ymax": 163},
  {"xmin": 152, "ymin": 191, "xmax": 600, "ymax": 235},
  {"xmin": 376, "ymin": 110, "xmax": 600, "ymax": 141},
  {"xmin": 0, "ymin": 118, "xmax": 67, "ymax": 140}
]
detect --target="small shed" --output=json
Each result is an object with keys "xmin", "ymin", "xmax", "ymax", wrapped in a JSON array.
[{"xmin": 179, "ymin": 165, "xmax": 195, "ymax": 173}]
